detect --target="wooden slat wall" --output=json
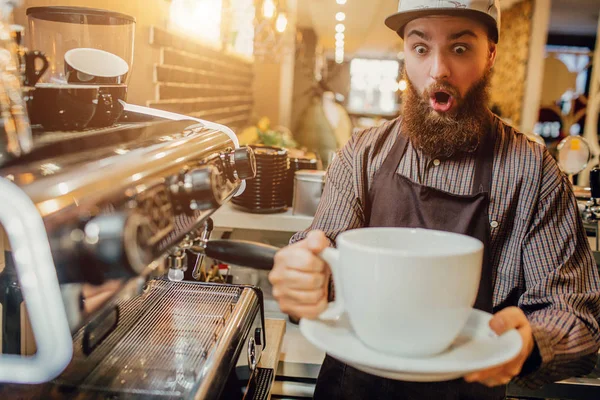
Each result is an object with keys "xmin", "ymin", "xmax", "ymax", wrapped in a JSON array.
[{"xmin": 149, "ymin": 27, "xmax": 254, "ymax": 132}]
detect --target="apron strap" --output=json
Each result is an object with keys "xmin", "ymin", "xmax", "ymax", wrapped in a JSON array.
[
  {"xmin": 380, "ymin": 122, "xmax": 409, "ymax": 178},
  {"xmin": 472, "ymin": 115, "xmax": 497, "ymax": 195}
]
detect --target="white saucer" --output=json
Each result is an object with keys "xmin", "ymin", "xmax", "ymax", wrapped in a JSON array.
[{"xmin": 299, "ymin": 309, "xmax": 522, "ymax": 379}]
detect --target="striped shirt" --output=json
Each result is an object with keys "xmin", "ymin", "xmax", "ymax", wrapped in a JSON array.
[{"xmin": 291, "ymin": 115, "xmax": 600, "ymax": 388}]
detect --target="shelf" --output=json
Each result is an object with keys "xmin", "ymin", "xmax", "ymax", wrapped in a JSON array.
[{"xmin": 212, "ymin": 203, "xmax": 313, "ymax": 233}]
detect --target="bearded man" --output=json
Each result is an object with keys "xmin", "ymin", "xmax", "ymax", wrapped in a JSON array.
[{"xmin": 268, "ymin": 1, "xmax": 600, "ymax": 399}]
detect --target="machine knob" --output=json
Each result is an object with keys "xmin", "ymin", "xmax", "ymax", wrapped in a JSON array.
[
  {"xmin": 591, "ymin": 167, "xmax": 600, "ymax": 199},
  {"xmin": 170, "ymin": 165, "xmax": 223, "ymax": 215},
  {"xmin": 230, "ymin": 147, "xmax": 256, "ymax": 180},
  {"xmin": 80, "ymin": 212, "xmax": 150, "ymax": 278},
  {"xmin": 83, "ymin": 214, "xmax": 127, "ymax": 265}
]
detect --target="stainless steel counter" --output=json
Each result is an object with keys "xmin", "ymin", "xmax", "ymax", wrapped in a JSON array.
[{"xmin": 263, "ymin": 298, "xmax": 322, "ymax": 398}]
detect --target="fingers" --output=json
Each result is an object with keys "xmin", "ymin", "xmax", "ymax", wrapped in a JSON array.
[
  {"xmin": 277, "ymin": 287, "xmax": 326, "ymax": 304},
  {"xmin": 271, "ymin": 267, "xmax": 327, "ymax": 290},
  {"xmin": 480, "ymin": 376, "xmax": 513, "ymax": 387},
  {"xmin": 285, "ymin": 230, "xmax": 329, "ymax": 255},
  {"xmin": 305, "ymin": 230, "xmax": 330, "ymax": 253},
  {"xmin": 489, "ymin": 306, "xmax": 528, "ymax": 335},
  {"xmin": 489, "ymin": 307, "xmax": 535, "ymax": 365},
  {"xmin": 464, "ymin": 366, "xmax": 503, "ymax": 383},
  {"xmin": 274, "ymin": 246, "xmax": 327, "ymax": 273},
  {"xmin": 269, "ymin": 232, "xmax": 332, "ymax": 320},
  {"xmin": 464, "ymin": 363, "xmax": 517, "ymax": 387},
  {"xmin": 465, "ymin": 307, "xmax": 534, "ymax": 386},
  {"xmin": 464, "ymin": 334, "xmax": 528, "ymax": 385}
]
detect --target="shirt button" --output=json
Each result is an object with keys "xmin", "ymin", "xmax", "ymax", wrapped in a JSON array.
[
  {"xmin": 490, "ymin": 221, "xmax": 499, "ymax": 228},
  {"xmin": 433, "ymin": 159, "xmax": 441, "ymax": 166}
]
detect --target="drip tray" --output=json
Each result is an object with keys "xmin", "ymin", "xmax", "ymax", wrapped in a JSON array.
[{"xmin": 1, "ymin": 280, "xmax": 247, "ymax": 399}]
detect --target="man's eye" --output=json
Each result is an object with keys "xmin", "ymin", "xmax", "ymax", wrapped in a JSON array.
[
  {"xmin": 414, "ymin": 45, "xmax": 428, "ymax": 55},
  {"xmin": 454, "ymin": 45, "xmax": 468, "ymax": 54}
]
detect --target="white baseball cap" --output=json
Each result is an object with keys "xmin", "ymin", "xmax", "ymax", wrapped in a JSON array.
[{"xmin": 385, "ymin": 0, "xmax": 501, "ymax": 43}]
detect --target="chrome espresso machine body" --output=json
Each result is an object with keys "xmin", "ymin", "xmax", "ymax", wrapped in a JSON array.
[{"xmin": 0, "ymin": 111, "xmax": 278, "ymax": 399}]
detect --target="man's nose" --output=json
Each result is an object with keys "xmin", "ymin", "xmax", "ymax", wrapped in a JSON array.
[{"xmin": 430, "ymin": 52, "xmax": 451, "ymax": 80}]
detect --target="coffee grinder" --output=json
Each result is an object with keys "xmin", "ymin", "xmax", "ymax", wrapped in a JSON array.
[{"xmin": 25, "ymin": 6, "xmax": 135, "ymax": 130}]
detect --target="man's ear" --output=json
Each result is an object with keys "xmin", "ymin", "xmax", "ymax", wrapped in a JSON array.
[{"xmin": 488, "ymin": 41, "xmax": 497, "ymax": 69}]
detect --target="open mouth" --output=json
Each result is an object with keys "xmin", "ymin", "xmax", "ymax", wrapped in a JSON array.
[
  {"xmin": 430, "ymin": 90, "xmax": 454, "ymax": 112},
  {"xmin": 435, "ymin": 91, "xmax": 451, "ymax": 104}
]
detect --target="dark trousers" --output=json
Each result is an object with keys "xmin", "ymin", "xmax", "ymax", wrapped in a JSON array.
[{"xmin": 314, "ymin": 355, "xmax": 506, "ymax": 400}]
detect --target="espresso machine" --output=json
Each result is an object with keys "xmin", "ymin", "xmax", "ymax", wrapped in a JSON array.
[{"xmin": 0, "ymin": 109, "xmax": 284, "ymax": 399}]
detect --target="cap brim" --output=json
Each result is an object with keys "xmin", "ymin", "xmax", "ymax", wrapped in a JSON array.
[{"xmin": 385, "ymin": 9, "xmax": 498, "ymax": 42}]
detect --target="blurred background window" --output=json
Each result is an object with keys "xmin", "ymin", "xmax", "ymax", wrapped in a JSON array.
[
  {"xmin": 347, "ymin": 58, "xmax": 400, "ymax": 116},
  {"xmin": 169, "ymin": 0, "xmax": 223, "ymax": 45},
  {"xmin": 225, "ymin": 0, "xmax": 256, "ymax": 57}
]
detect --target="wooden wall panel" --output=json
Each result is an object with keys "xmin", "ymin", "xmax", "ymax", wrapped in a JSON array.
[
  {"xmin": 190, "ymin": 105, "xmax": 252, "ymax": 120},
  {"xmin": 490, "ymin": 0, "xmax": 534, "ymax": 127},
  {"xmin": 157, "ymin": 83, "xmax": 253, "ymax": 100},
  {"xmin": 149, "ymin": 27, "xmax": 254, "ymax": 129},
  {"xmin": 162, "ymin": 48, "xmax": 253, "ymax": 78},
  {"xmin": 148, "ymin": 96, "xmax": 253, "ymax": 114},
  {"xmin": 155, "ymin": 65, "xmax": 251, "ymax": 86}
]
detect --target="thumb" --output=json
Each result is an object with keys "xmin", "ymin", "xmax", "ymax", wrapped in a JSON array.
[
  {"xmin": 489, "ymin": 306, "xmax": 528, "ymax": 335},
  {"xmin": 305, "ymin": 230, "xmax": 330, "ymax": 254}
]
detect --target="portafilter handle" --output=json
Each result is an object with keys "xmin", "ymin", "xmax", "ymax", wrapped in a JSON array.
[
  {"xmin": 203, "ymin": 240, "xmax": 278, "ymax": 271},
  {"xmin": 189, "ymin": 222, "xmax": 278, "ymax": 271}
]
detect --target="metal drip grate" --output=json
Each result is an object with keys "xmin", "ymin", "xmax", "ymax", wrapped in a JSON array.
[
  {"xmin": 61, "ymin": 280, "xmax": 243, "ymax": 398},
  {"xmin": 249, "ymin": 368, "xmax": 274, "ymax": 400}
]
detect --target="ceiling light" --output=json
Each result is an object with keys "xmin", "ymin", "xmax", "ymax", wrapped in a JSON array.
[
  {"xmin": 335, "ymin": 32, "xmax": 344, "ymax": 41},
  {"xmin": 262, "ymin": 0, "xmax": 276, "ymax": 19},
  {"xmin": 336, "ymin": 0, "xmax": 347, "ymax": 4},
  {"xmin": 398, "ymin": 79, "xmax": 407, "ymax": 91},
  {"xmin": 336, "ymin": 12, "xmax": 346, "ymax": 21},
  {"xmin": 276, "ymin": 12, "xmax": 288, "ymax": 33},
  {"xmin": 336, "ymin": 39, "xmax": 344, "ymax": 47},
  {"xmin": 336, "ymin": 56, "xmax": 344, "ymax": 64},
  {"xmin": 335, "ymin": 23, "xmax": 345, "ymax": 33}
]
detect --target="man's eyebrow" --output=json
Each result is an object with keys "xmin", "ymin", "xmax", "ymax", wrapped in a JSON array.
[
  {"xmin": 448, "ymin": 30, "xmax": 478, "ymax": 40},
  {"xmin": 406, "ymin": 29, "xmax": 430, "ymax": 40}
]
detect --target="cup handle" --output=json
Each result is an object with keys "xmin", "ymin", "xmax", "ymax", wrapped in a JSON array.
[
  {"xmin": 317, "ymin": 247, "xmax": 344, "ymax": 320},
  {"xmin": 24, "ymin": 51, "xmax": 49, "ymax": 87}
]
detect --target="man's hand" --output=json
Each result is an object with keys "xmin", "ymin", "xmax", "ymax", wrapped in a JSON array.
[
  {"xmin": 268, "ymin": 230, "xmax": 331, "ymax": 320},
  {"xmin": 464, "ymin": 307, "xmax": 535, "ymax": 387}
]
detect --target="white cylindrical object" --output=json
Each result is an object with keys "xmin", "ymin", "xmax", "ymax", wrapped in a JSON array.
[{"xmin": 0, "ymin": 178, "xmax": 73, "ymax": 383}]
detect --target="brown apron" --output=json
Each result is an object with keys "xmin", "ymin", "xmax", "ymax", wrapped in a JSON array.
[{"xmin": 314, "ymin": 122, "xmax": 506, "ymax": 399}]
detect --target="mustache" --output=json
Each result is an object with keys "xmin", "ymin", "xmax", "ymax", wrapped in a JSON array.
[{"xmin": 422, "ymin": 82, "xmax": 460, "ymax": 101}]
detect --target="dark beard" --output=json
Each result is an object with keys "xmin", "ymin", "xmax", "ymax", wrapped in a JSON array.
[{"xmin": 401, "ymin": 70, "xmax": 492, "ymax": 159}]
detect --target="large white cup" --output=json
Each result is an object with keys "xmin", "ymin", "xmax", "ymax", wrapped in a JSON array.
[{"xmin": 318, "ymin": 227, "xmax": 483, "ymax": 358}]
